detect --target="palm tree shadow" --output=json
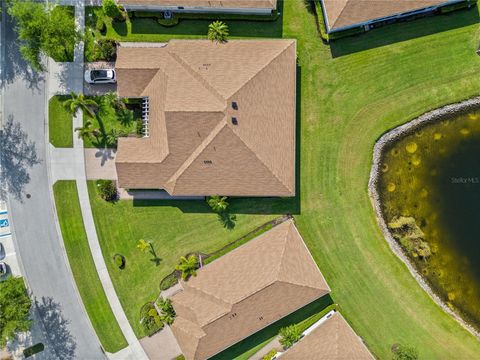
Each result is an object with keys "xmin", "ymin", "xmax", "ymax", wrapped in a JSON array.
[
  {"xmin": 34, "ymin": 296, "xmax": 76, "ymax": 360},
  {"xmin": 218, "ymin": 212, "xmax": 237, "ymax": 230},
  {"xmin": 149, "ymin": 244, "xmax": 162, "ymax": 266}
]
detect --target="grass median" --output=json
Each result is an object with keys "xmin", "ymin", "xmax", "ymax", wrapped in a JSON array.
[
  {"xmin": 48, "ymin": 96, "xmax": 73, "ymax": 148},
  {"xmin": 53, "ymin": 181, "xmax": 127, "ymax": 353}
]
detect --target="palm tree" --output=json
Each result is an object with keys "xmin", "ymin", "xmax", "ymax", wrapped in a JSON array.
[
  {"xmin": 103, "ymin": 91, "xmax": 126, "ymax": 111},
  {"xmin": 157, "ymin": 297, "xmax": 176, "ymax": 325},
  {"xmin": 117, "ymin": 108, "xmax": 134, "ymax": 126},
  {"xmin": 137, "ymin": 239, "xmax": 151, "ymax": 252},
  {"xmin": 64, "ymin": 91, "xmax": 98, "ymax": 118},
  {"xmin": 74, "ymin": 119, "xmax": 93, "ymax": 139},
  {"xmin": 106, "ymin": 128, "xmax": 120, "ymax": 147},
  {"xmin": 208, "ymin": 21, "xmax": 229, "ymax": 43},
  {"xmin": 207, "ymin": 195, "xmax": 229, "ymax": 213},
  {"xmin": 175, "ymin": 255, "xmax": 198, "ymax": 280}
]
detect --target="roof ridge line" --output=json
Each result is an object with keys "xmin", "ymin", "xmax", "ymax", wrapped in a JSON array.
[
  {"xmin": 140, "ymin": 68, "xmax": 164, "ymax": 97},
  {"xmin": 168, "ymin": 51, "xmax": 226, "ymax": 105},
  {"xmin": 274, "ymin": 222, "xmax": 293, "ymax": 281},
  {"xmin": 227, "ymin": 40, "xmax": 294, "ymax": 99},
  {"xmin": 165, "ymin": 120, "xmax": 227, "ymax": 191}
]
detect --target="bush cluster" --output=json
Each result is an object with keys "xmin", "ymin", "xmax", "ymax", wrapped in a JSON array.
[{"xmin": 96, "ymin": 180, "xmax": 118, "ymax": 202}]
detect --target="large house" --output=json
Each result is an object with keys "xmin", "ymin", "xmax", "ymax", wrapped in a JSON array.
[
  {"xmin": 114, "ymin": 40, "xmax": 296, "ymax": 197},
  {"xmin": 169, "ymin": 219, "xmax": 331, "ymax": 360},
  {"xmin": 279, "ymin": 312, "xmax": 373, "ymax": 359},
  {"xmin": 320, "ymin": 0, "xmax": 473, "ymax": 34},
  {"xmin": 119, "ymin": 0, "xmax": 277, "ymax": 15}
]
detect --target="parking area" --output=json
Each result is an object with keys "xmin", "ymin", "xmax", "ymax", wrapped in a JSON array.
[
  {"xmin": 0, "ymin": 202, "xmax": 22, "ymax": 277},
  {"xmin": 84, "ymin": 61, "xmax": 117, "ymax": 96}
]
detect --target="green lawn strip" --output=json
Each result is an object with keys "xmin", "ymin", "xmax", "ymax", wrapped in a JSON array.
[
  {"xmin": 53, "ymin": 181, "xmax": 128, "ymax": 352},
  {"xmin": 48, "ymin": 96, "xmax": 73, "ymax": 148},
  {"xmin": 210, "ymin": 296, "xmax": 334, "ymax": 360},
  {"xmin": 85, "ymin": 5, "xmax": 283, "ymax": 43},
  {"xmin": 87, "ymin": 181, "xmax": 286, "ymax": 337}
]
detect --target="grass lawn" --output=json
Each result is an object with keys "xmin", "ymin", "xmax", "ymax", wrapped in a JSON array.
[
  {"xmin": 83, "ymin": 1, "xmax": 480, "ymax": 358},
  {"xmin": 53, "ymin": 181, "xmax": 128, "ymax": 353},
  {"xmin": 87, "ymin": 181, "xmax": 289, "ymax": 337},
  {"xmin": 85, "ymin": 6, "xmax": 283, "ymax": 43},
  {"xmin": 48, "ymin": 96, "xmax": 73, "ymax": 148}
]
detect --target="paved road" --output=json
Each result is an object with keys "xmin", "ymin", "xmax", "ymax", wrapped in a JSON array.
[{"xmin": 1, "ymin": 11, "xmax": 105, "ymax": 360}]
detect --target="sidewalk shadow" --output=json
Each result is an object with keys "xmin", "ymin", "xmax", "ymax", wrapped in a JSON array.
[
  {"xmin": 0, "ymin": 116, "xmax": 41, "ymax": 202},
  {"xmin": 34, "ymin": 297, "xmax": 76, "ymax": 360}
]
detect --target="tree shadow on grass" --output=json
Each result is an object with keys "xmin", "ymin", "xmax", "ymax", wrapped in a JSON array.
[
  {"xmin": 330, "ymin": 6, "xmax": 480, "ymax": 58},
  {"xmin": 112, "ymin": 20, "xmax": 128, "ymax": 36},
  {"xmin": 148, "ymin": 243, "xmax": 162, "ymax": 266},
  {"xmin": 0, "ymin": 117, "xmax": 41, "ymax": 202},
  {"xmin": 34, "ymin": 297, "xmax": 76, "ymax": 360},
  {"xmin": 218, "ymin": 212, "xmax": 237, "ymax": 230}
]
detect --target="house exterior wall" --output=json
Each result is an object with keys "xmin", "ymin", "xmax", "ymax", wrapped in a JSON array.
[
  {"xmin": 322, "ymin": 0, "xmax": 466, "ymax": 34},
  {"xmin": 122, "ymin": 4, "xmax": 274, "ymax": 14}
]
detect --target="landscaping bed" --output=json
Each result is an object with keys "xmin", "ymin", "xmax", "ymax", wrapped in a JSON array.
[
  {"xmin": 53, "ymin": 181, "xmax": 128, "ymax": 353},
  {"xmin": 48, "ymin": 95, "xmax": 73, "ymax": 148}
]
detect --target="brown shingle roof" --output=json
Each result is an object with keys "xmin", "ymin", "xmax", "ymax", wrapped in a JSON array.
[
  {"xmin": 322, "ymin": 0, "xmax": 451, "ymax": 31},
  {"xmin": 170, "ymin": 220, "xmax": 330, "ymax": 360},
  {"xmin": 115, "ymin": 40, "xmax": 296, "ymax": 196},
  {"xmin": 280, "ymin": 312, "xmax": 374, "ymax": 360},
  {"xmin": 119, "ymin": 0, "xmax": 277, "ymax": 10}
]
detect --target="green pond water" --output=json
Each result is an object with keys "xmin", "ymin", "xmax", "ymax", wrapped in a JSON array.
[{"xmin": 378, "ymin": 109, "xmax": 480, "ymax": 330}]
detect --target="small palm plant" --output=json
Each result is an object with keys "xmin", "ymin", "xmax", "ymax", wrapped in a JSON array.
[
  {"xmin": 106, "ymin": 128, "xmax": 121, "ymax": 147},
  {"xmin": 208, "ymin": 21, "xmax": 229, "ymax": 43},
  {"xmin": 64, "ymin": 91, "xmax": 98, "ymax": 118},
  {"xmin": 207, "ymin": 195, "xmax": 229, "ymax": 213},
  {"xmin": 74, "ymin": 119, "xmax": 98, "ymax": 140},
  {"xmin": 137, "ymin": 239, "xmax": 151, "ymax": 252},
  {"xmin": 175, "ymin": 255, "xmax": 198, "ymax": 281},
  {"xmin": 157, "ymin": 297, "xmax": 176, "ymax": 325},
  {"xmin": 279, "ymin": 324, "xmax": 302, "ymax": 349}
]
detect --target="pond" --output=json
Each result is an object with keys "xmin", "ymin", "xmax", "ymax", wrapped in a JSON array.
[{"xmin": 378, "ymin": 108, "xmax": 480, "ymax": 331}]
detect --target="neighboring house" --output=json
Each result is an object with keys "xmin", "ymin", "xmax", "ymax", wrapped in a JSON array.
[
  {"xmin": 170, "ymin": 219, "xmax": 331, "ymax": 360},
  {"xmin": 278, "ymin": 311, "xmax": 373, "ymax": 359},
  {"xmin": 114, "ymin": 39, "xmax": 296, "ymax": 197},
  {"xmin": 118, "ymin": 0, "xmax": 277, "ymax": 15},
  {"xmin": 320, "ymin": 0, "xmax": 473, "ymax": 34}
]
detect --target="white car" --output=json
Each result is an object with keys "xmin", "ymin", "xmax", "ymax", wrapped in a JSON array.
[{"xmin": 84, "ymin": 69, "xmax": 116, "ymax": 84}]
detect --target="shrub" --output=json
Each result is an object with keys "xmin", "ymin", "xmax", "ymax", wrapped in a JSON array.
[
  {"xmin": 175, "ymin": 356, "xmax": 185, "ymax": 360},
  {"xmin": 156, "ymin": 297, "xmax": 176, "ymax": 325},
  {"xmin": 140, "ymin": 302, "xmax": 164, "ymax": 336},
  {"xmin": 175, "ymin": 255, "xmax": 199, "ymax": 280},
  {"xmin": 208, "ymin": 21, "xmax": 229, "ymax": 43},
  {"xmin": 95, "ymin": 17, "xmax": 106, "ymax": 33},
  {"xmin": 262, "ymin": 349, "xmax": 278, "ymax": 360},
  {"xmin": 103, "ymin": 0, "xmax": 125, "ymax": 21},
  {"xmin": 279, "ymin": 324, "xmax": 302, "ymax": 349},
  {"xmin": 160, "ymin": 273, "xmax": 178, "ymax": 291},
  {"xmin": 94, "ymin": 39, "xmax": 117, "ymax": 61},
  {"xmin": 158, "ymin": 15, "xmax": 179, "ymax": 27},
  {"xmin": 96, "ymin": 180, "xmax": 118, "ymax": 202},
  {"xmin": 391, "ymin": 343, "xmax": 419, "ymax": 360},
  {"xmin": 113, "ymin": 254, "xmax": 125, "ymax": 269},
  {"xmin": 207, "ymin": 195, "xmax": 229, "ymax": 213}
]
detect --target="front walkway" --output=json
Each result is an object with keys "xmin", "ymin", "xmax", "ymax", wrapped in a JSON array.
[{"xmin": 46, "ymin": 1, "xmax": 148, "ymax": 359}]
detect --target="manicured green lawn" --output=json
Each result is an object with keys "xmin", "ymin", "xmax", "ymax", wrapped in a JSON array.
[
  {"xmin": 84, "ymin": 1, "xmax": 480, "ymax": 358},
  {"xmin": 53, "ymin": 181, "xmax": 128, "ymax": 353},
  {"xmin": 48, "ymin": 96, "xmax": 73, "ymax": 148},
  {"xmin": 87, "ymin": 181, "xmax": 287, "ymax": 337},
  {"xmin": 85, "ymin": 6, "xmax": 283, "ymax": 43}
]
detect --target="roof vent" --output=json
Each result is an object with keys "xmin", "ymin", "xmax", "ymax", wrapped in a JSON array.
[
  {"xmin": 231, "ymin": 117, "xmax": 238, "ymax": 125},
  {"xmin": 232, "ymin": 101, "xmax": 238, "ymax": 110},
  {"xmin": 204, "ymin": 160, "xmax": 212, "ymax": 164}
]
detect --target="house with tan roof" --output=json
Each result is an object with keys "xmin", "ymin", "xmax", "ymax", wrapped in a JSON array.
[
  {"xmin": 169, "ymin": 219, "xmax": 330, "ymax": 360},
  {"xmin": 114, "ymin": 39, "xmax": 296, "ymax": 197},
  {"xmin": 278, "ymin": 311, "xmax": 373, "ymax": 359},
  {"xmin": 119, "ymin": 0, "xmax": 277, "ymax": 15},
  {"xmin": 320, "ymin": 0, "xmax": 473, "ymax": 34}
]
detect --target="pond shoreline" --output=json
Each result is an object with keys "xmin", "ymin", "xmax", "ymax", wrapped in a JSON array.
[{"xmin": 368, "ymin": 96, "xmax": 480, "ymax": 340}]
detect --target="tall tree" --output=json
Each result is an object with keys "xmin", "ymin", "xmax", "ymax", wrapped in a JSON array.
[
  {"xmin": 64, "ymin": 92, "xmax": 98, "ymax": 118},
  {"xmin": 0, "ymin": 277, "xmax": 32, "ymax": 347},
  {"xmin": 8, "ymin": 0, "xmax": 81, "ymax": 71},
  {"xmin": 208, "ymin": 21, "xmax": 229, "ymax": 43}
]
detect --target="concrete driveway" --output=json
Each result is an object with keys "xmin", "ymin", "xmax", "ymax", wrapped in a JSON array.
[{"xmin": 84, "ymin": 61, "xmax": 116, "ymax": 96}]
